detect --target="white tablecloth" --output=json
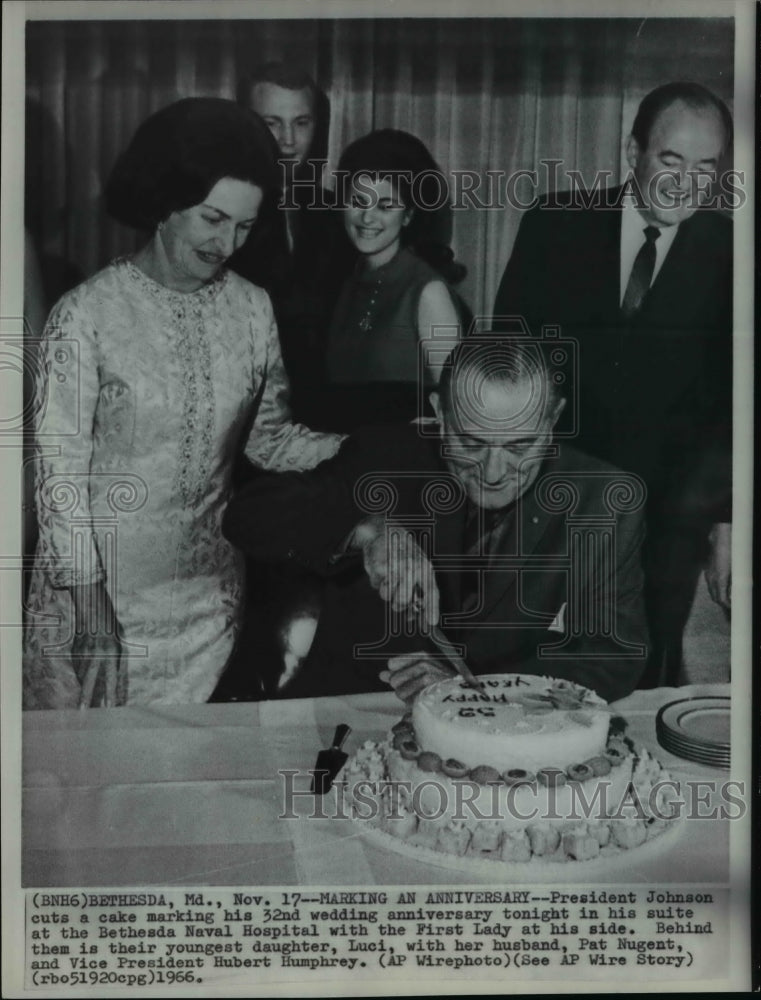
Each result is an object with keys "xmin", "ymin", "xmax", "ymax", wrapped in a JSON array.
[{"xmin": 22, "ymin": 684, "xmax": 730, "ymax": 886}]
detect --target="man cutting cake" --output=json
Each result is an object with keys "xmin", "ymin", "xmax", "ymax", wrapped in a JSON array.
[{"xmin": 223, "ymin": 338, "xmax": 648, "ymax": 703}]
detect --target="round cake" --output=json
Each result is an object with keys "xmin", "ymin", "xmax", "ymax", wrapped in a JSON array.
[
  {"xmin": 412, "ymin": 675, "xmax": 609, "ymax": 773},
  {"xmin": 341, "ymin": 674, "xmax": 681, "ymax": 865}
]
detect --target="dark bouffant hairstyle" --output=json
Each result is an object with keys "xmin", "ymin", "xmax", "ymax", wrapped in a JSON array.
[
  {"xmin": 336, "ymin": 129, "xmax": 466, "ymax": 285},
  {"xmin": 631, "ymin": 82, "xmax": 733, "ymax": 154},
  {"xmin": 105, "ymin": 98, "xmax": 281, "ymax": 231}
]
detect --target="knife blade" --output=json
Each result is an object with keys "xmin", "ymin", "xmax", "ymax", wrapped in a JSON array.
[
  {"xmin": 410, "ymin": 582, "xmax": 483, "ymax": 690},
  {"xmin": 311, "ymin": 723, "xmax": 352, "ymax": 794},
  {"xmin": 427, "ymin": 624, "xmax": 484, "ymax": 690}
]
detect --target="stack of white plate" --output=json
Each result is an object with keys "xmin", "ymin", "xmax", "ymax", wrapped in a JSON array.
[{"xmin": 655, "ymin": 696, "xmax": 730, "ymax": 769}]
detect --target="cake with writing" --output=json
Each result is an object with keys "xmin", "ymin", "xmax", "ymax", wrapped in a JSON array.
[
  {"xmin": 341, "ymin": 675, "xmax": 680, "ymax": 866},
  {"xmin": 413, "ymin": 675, "xmax": 609, "ymax": 774}
]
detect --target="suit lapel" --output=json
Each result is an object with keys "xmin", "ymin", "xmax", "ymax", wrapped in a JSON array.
[
  {"xmin": 596, "ymin": 196, "xmax": 624, "ymax": 320},
  {"xmin": 455, "ymin": 448, "xmax": 563, "ymax": 635},
  {"xmin": 639, "ymin": 213, "xmax": 702, "ymax": 323}
]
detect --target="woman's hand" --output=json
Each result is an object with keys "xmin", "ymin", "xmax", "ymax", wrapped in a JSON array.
[
  {"xmin": 704, "ymin": 522, "xmax": 731, "ymax": 612},
  {"xmin": 70, "ymin": 582, "xmax": 124, "ymax": 708},
  {"xmin": 349, "ymin": 515, "xmax": 439, "ymax": 627},
  {"xmin": 380, "ymin": 651, "xmax": 455, "ymax": 703}
]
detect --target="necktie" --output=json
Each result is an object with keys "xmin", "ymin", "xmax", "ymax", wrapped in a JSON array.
[
  {"xmin": 459, "ymin": 506, "xmax": 510, "ymax": 616},
  {"xmin": 621, "ymin": 225, "xmax": 661, "ymax": 319}
]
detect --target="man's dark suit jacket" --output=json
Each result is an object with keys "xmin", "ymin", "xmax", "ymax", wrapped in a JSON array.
[
  {"xmin": 223, "ymin": 423, "xmax": 648, "ymax": 703},
  {"xmin": 229, "ymin": 188, "xmax": 356, "ymax": 424},
  {"xmin": 493, "ymin": 188, "xmax": 732, "ymax": 526}
]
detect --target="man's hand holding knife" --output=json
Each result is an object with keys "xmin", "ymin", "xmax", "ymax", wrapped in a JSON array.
[{"xmin": 349, "ymin": 515, "xmax": 481, "ymax": 703}]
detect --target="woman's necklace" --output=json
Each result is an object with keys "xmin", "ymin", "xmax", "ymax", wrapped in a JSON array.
[
  {"xmin": 357, "ymin": 251, "xmax": 403, "ymax": 332},
  {"xmin": 358, "ymin": 271, "xmax": 384, "ymax": 332}
]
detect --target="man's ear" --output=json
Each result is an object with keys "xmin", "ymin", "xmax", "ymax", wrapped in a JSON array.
[
  {"xmin": 625, "ymin": 133, "xmax": 640, "ymax": 170},
  {"xmin": 549, "ymin": 395, "xmax": 567, "ymax": 429},
  {"xmin": 429, "ymin": 390, "xmax": 444, "ymax": 425}
]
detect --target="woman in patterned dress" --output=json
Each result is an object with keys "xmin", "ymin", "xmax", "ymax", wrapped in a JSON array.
[{"xmin": 23, "ymin": 98, "xmax": 342, "ymax": 708}]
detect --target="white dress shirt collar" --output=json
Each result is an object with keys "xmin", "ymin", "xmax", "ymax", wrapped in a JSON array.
[{"xmin": 619, "ymin": 197, "xmax": 680, "ymax": 306}]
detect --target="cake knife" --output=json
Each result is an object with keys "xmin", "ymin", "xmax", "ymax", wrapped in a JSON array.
[
  {"xmin": 427, "ymin": 624, "xmax": 485, "ymax": 691},
  {"xmin": 410, "ymin": 581, "xmax": 483, "ymax": 690},
  {"xmin": 411, "ymin": 583, "xmax": 484, "ymax": 691}
]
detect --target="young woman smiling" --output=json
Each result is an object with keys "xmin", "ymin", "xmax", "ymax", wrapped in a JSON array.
[{"xmin": 311, "ymin": 129, "xmax": 469, "ymax": 433}]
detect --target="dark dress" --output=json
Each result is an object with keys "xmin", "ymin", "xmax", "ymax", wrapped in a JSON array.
[{"xmin": 308, "ymin": 247, "xmax": 463, "ymax": 433}]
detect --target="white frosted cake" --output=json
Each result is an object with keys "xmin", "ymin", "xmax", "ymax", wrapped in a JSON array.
[
  {"xmin": 412, "ymin": 675, "xmax": 609, "ymax": 774},
  {"xmin": 341, "ymin": 674, "xmax": 680, "ymax": 865}
]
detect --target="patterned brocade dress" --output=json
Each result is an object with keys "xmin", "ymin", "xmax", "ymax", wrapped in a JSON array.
[{"xmin": 23, "ymin": 259, "xmax": 341, "ymax": 708}]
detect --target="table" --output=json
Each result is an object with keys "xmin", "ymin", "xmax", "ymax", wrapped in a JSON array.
[{"xmin": 22, "ymin": 685, "xmax": 730, "ymax": 887}]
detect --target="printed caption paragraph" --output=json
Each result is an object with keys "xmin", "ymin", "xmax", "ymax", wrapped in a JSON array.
[{"xmin": 26, "ymin": 886, "xmax": 728, "ymax": 988}]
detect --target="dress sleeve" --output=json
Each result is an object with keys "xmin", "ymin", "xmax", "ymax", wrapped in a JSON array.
[
  {"xmin": 33, "ymin": 292, "xmax": 106, "ymax": 588},
  {"xmin": 243, "ymin": 292, "xmax": 345, "ymax": 471},
  {"xmin": 225, "ymin": 423, "xmax": 413, "ymax": 571}
]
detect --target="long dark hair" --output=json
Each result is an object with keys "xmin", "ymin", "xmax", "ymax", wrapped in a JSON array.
[{"xmin": 336, "ymin": 129, "xmax": 466, "ymax": 285}]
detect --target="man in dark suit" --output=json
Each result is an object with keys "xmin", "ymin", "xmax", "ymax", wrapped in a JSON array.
[
  {"xmin": 223, "ymin": 339, "xmax": 648, "ymax": 704},
  {"xmin": 215, "ymin": 64, "xmax": 355, "ymax": 703},
  {"xmin": 230, "ymin": 61, "xmax": 354, "ymax": 421},
  {"xmin": 493, "ymin": 82, "xmax": 733, "ymax": 685}
]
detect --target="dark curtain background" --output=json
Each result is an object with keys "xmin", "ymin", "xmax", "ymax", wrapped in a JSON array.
[{"xmin": 25, "ymin": 16, "xmax": 734, "ymax": 318}]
